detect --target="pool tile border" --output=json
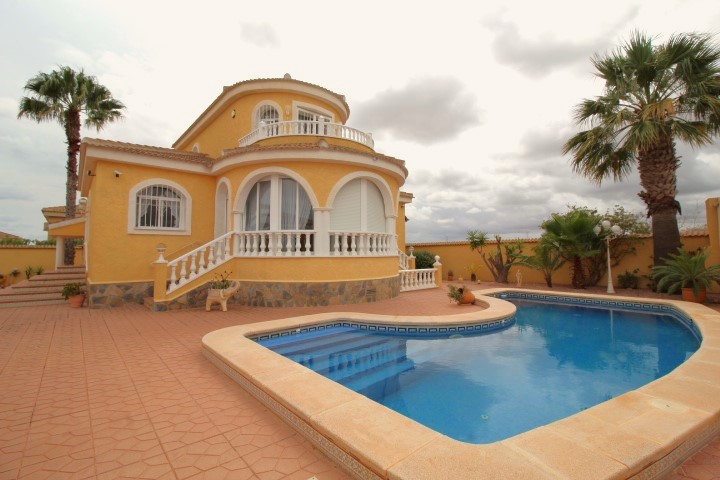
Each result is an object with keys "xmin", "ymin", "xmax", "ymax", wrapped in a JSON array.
[{"xmin": 202, "ymin": 289, "xmax": 720, "ymax": 479}]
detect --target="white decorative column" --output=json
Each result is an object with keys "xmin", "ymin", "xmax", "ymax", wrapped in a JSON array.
[
  {"xmin": 55, "ymin": 237, "xmax": 65, "ymax": 269},
  {"xmin": 233, "ymin": 210, "xmax": 242, "ymax": 254},
  {"xmin": 314, "ymin": 208, "xmax": 331, "ymax": 256}
]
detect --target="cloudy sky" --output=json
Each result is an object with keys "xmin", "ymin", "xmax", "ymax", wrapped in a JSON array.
[{"xmin": 1, "ymin": 0, "xmax": 719, "ymax": 242}]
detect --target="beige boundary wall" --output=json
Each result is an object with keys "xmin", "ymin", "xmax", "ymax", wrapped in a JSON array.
[
  {"xmin": 0, "ymin": 246, "xmax": 83, "ymax": 286},
  {"xmin": 408, "ymin": 232, "xmax": 711, "ymax": 289}
]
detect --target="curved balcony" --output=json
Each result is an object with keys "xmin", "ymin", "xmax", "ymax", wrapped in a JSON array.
[{"xmin": 239, "ymin": 120, "xmax": 374, "ymax": 149}]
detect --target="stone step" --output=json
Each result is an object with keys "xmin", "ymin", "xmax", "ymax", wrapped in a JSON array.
[
  {"xmin": 0, "ymin": 291, "xmax": 64, "ymax": 302},
  {"xmin": 0, "ymin": 298, "xmax": 67, "ymax": 308},
  {"xmin": 31, "ymin": 273, "xmax": 86, "ymax": 281},
  {"xmin": 15, "ymin": 279, "xmax": 83, "ymax": 289}
]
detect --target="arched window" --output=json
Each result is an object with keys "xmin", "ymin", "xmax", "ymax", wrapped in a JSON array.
[
  {"xmin": 128, "ymin": 181, "xmax": 191, "ymax": 235},
  {"xmin": 255, "ymin": 104, "xmax": 280, "ymax": 138},
  {"xmin": 244, "ymin": 177, "xmax": 313, "ymax": 231},
  {"xmin": 330, "ymin": 179, "xmax": 386, "ymax": 232},
  {"xmin": 136, "ymin": 185, "xmax": 181, "ymax": 229}
]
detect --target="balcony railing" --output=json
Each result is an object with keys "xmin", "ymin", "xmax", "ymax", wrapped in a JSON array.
[
  {"xmin": 238, "ymin": 120, "xmax": 374, "ymax": 149},
  {"xmin": 160, "ymin": 230, "xmax": 396, "ymax": 296}
]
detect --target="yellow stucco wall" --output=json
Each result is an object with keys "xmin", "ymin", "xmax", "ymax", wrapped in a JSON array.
[
  {"xmin": 409, "ymin": 234, "xmax": 711, "ymax": 287},
  {"xmin": 86, "ymin": 158, "xmax": 403, "ymax": 285},
  {"xmin": 0, "ymin": 246, "xmax": 83, "ymax": 286},
  {"xmin": 181, "ymin": 92, "xmax": 347, "ymax": 157},
  {"xmin": 223, "ymin": 256, "xmax": 398, "ymax": 282},
  {"xmin": 86, "ymin": 161, "xmax": 217, "ymax": 284}
]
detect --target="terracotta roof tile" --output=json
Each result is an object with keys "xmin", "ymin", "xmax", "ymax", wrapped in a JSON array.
[
  {"xmin": 0, "ymin": 231, "xmax": 22, "ymax": 239},
  {"xmin": 223, "ymin": 77, "xmax": 349, "ymax": 113},
  {"xmin": 220, "ymin": 143, "xmax": 408, "ymax": 177},
  {"xmin": 82, "ymin": 138, "xmax": 213, "ymax": 166}
]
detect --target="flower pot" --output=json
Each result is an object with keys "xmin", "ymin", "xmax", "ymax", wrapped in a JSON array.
[
  {"xmin": 458, "ymin": 289, "xmax": 476, "ymax": 305},
  {"xmin": 69, "ymin": 294, "xmax": 85, "ymax": 308},
  {"xmin": 681, "ymin": 288, "xmax": 706, "ymax": 303}
]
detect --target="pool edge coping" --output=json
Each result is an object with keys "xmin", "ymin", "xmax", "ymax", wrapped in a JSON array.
[{"xmin": 202, "ymin": 288, "xmax": 720, "ymax": 480}]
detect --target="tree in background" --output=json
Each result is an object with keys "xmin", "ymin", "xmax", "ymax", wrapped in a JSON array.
[
  {"xmin": 541, "ymin": 209, "xmax": 600, "ymax": 289},
  {"xmin": 564, "ymin": 32, "xmax": 720, "ymax": 266},
  {"xmin": 18, "ymin": 66, "xmax": 125, "ymax": 265},
  {"xmin": 583, "ymin": 205, "xmax": 650, "ymax": 286},
  {"xmin": 413, "ymin": 250, "xmax": 437, "ymax": 269},
  {"xmin": 467, "ymin": 231, "xmax": 524, "ymax": 283},
  {"xmin": 518, "ymin": 240, "xmax": 566, "ymax": 288}
]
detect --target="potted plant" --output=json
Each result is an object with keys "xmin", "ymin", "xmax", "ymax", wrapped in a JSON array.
[
  {"xmin": 447, "ymin": 285, "xmax": 476, "ymax": 305},
  {"xmin": 206, "ymin": 271, "xmax": 239, "ymax": 312},
  {"xmin": 652, "ymin": 249, "xmax": 720, "ymax": 303},
  {"xmin": 465, "ymin": 264, "xmax": 479, "ymax": 282},
  {"xmin": 447, "ymin": 270, "xmax": 454, "ymax": 281},
  {"xmin": 62, "ymin": 282, "xmax": 86, "ymax": 307}
]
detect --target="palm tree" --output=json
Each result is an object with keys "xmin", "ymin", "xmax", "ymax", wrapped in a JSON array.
[
  {"xmin": 18, "ymin": 66, "xmax": 125, "ymax": 265},
  {"xmin": 563, "ymin": 32, "xmax": 720, "ymax": 266},
  {"xmin": 541, "ymin": 210, "xmax": 600, "ymax": 289},
  {"xmin": 518, "ymin": 240, "xmax": 566, "ymax": 288}
]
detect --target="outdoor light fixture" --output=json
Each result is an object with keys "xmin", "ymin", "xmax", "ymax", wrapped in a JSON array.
[{"xmin": 594, "ymin": 220, "xmax": 623, "ymax": 293}]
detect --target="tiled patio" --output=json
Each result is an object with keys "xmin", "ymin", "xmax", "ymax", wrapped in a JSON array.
[{"xmin": 0, "ymin": 284, "xmax": 718, "ymax": 479}]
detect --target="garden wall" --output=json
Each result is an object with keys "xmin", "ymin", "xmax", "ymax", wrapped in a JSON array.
[
  {"xmin": 408, "ymin": 232, "xmax": 710, "ymax": 289},
  {"xmin": 0, "ymin": 246, "xmax": 83, "ymax": 287}
]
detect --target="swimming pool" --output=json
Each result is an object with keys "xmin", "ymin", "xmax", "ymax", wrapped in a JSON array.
[
  {"xmin": 257, "ymin": 297, "xmax": 700, "ymax": 443},
  {"xmin": 202, "ymin": 290, "xmax": 720, "ymax": 479}
]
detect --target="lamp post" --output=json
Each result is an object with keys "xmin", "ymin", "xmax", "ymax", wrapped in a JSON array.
[{"xmin": 594, "ymin": 220, "xmax": 622, "ymax": 294}]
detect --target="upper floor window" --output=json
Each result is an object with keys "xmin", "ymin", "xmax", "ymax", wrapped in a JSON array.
[
  {"xmin": 128, "ymin": 181, "xmax": 191, "ymax": 235},
  {"xmin": 245, "ymin": 177, "xmax": 313, "ymax": 231},
  {"xmin": 298, "ymin": 108, "xmax": 331, "ymax": 135}
]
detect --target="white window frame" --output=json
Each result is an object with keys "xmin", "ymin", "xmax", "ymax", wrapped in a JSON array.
[
  {"xmin": 128, "ymin": 179, "xmax": 192, "ymax": 235},
  {"xmin": 243, "ymin": 175, "xmax": 314, "ymax": 232},
  {"xmin": 292, "ymin": 101, "xmax": 334, "ymax": 123},
  {"xmin": 252, "ymin": 101, "xmax": 282, "ymax": 128}
]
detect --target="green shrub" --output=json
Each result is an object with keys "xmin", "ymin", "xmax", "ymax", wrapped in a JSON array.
[
  {"xmin": 617, "ymin": 269, "xmax": 640, "ymax": 289},
  {"xmin": 413, "ymin": 250, "xmax": 436, "ymax": 269}
]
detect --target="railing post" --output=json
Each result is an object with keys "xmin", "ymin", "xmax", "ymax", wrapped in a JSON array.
[
  {"xmin": 433, "ymin": 255, "xmax": 443, "ymax": 287},
  {"xmin": 153, "ymin": 244, "xmax": 169, "ymax": 301},
  {"xmin": 408, "ymin": 246, "xmax": 416, "ymax": 270}
]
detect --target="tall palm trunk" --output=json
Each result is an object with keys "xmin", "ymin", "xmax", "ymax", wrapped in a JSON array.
[
  {"xmin": 62, "ymin": 110, "xmax": 81, "ymax": 265},
  {"xmin": 637, "ymin": 134, "xmax": 681, "ymax": 265},
  {"xmin": 571, "ymin": 255, "xmax": 585, "ymax": 289}
]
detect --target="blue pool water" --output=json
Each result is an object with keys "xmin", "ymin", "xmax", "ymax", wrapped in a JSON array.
[{"xmin": 258, "ymin": 298, "xmax": 700, "ymax": 443}]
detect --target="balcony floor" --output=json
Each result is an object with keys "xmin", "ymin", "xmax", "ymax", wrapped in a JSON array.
[{"xmin": 0, "ymin": 283, "xmax": 717, "ymax": 479}]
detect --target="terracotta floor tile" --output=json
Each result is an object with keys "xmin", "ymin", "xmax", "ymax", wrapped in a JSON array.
[{"xmin": 0, "ymin": 290, "xmax": 718, "ymax": 480}]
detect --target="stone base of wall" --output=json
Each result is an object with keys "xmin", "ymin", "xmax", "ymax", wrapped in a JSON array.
[
  {"xmin": 88, "ymin": 282, "xmax": 153, "ymax": 308},
  {"xmin": 90, "ymin": 277, "xmax": 400, "ymax": 310}
]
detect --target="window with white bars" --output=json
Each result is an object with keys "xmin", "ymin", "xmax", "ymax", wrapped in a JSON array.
[
  {"xmin": 256, "ymin": 104, "xmax": 280, "ymax": 134},
  {"xmin": 135, "ymin": 185, "xmax": 183, "ymax": 229}
]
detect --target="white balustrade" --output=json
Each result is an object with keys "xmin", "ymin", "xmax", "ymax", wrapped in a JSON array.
[
  {"xmin": 329, "ymin": 232, "xmax": 395, "ymax": 256},
  {"xmin": 235, "ymin": 231, "xmax": 315, "ymax": 257},
  {"xmin": 162, "ymin": 229, "xmax": 396, "ymax": 295},
  {"xmin": 398, "ymin": 249, "xmax": 410, "ymax": 269},
  {"xmin": 399, "ymin": 268, "xmax": 437, "ymax": 292},
  {"xmin": 166, "ymin": 232, "xmax": 234, "ymax": 294},
  {"xmin": 238, "ymin": 120, "xmax": 374, "ymax": 149}
]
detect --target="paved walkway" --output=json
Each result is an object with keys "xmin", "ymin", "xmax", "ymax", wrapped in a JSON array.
[{"xmin": 0, "ymin": 283, "xmax": 718, "ymax": 479}]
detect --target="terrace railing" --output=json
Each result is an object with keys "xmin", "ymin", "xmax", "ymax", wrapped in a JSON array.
[
  {"xmin": 238, "ymin": 120, "xmax": 374, "ymax": 149},
  {"xmin": 329, "ymin": 232, "xmax": 394, "ymax": 256},
  {"xmin": 399, "ymin": 268, "xmax": 437, "ymax": 291},
  {"xmin": 157, "ymin": 230, "xmax": 398, "ymax": 297}
]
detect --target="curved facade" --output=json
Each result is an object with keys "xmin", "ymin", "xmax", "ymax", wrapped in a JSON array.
[{"xmin": 78, "ymin": 76, "xmax": 412, "ymax": 308}]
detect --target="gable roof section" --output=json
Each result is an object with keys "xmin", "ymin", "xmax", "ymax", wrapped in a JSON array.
[
  {"xmin": 172, "ymin": 77, "xmax": 351, "ymax": 150},
  {"xmin": 82, "ymin": 138, "xmax": 213, "ymax": 166}
]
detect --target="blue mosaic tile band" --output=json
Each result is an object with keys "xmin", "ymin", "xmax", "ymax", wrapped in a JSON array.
[
  {"xmin": 494, "ymin": 291, "xmax": 702, "ymax": 341},
  {"xmin": 250, "ymin": 316, "xmax": 515, "ymax": 342}
]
